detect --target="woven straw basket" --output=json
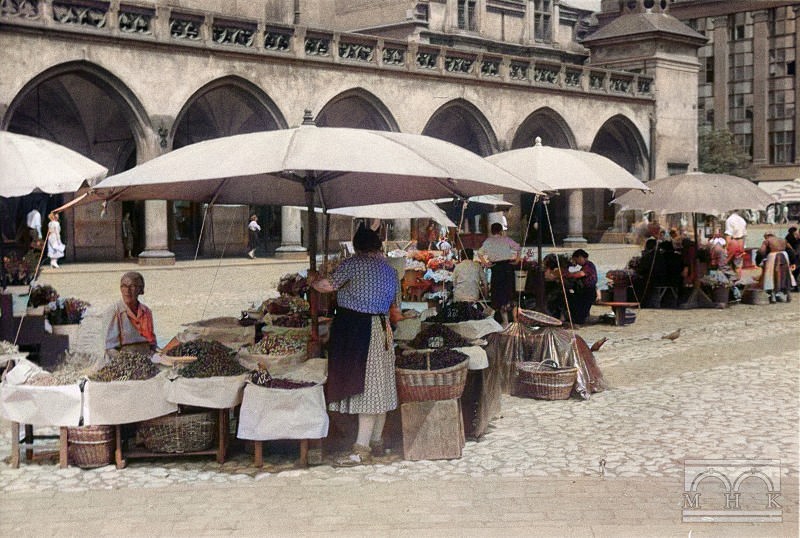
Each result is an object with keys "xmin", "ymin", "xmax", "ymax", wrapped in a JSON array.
[
  {"xmin": 514, "ymin": 362, "xmax": 577, "ymax": 400},
  {"xmin": 396, "ymin": 357, "xmax": 469, "ymax": 402},
  {"xmin": 67, "ymin": 425, "xmax": 114, "ymax": 468},
  {"xmin": 137, "ymin": 411, "xmax": 217, "ymax": 453}
]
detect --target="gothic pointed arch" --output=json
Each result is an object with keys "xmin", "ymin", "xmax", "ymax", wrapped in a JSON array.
[
  {"xmin": 316, "ymin": 88, "xmax": 398, "ymax": 131},
  {"xmin": 422, "ymin": 99, "xmax": 498, "ymax": 156},
  {"xmin": 173, "ymin": 76, "xmax": 286, "ymax": 149},
  {"xmin": 511, "ymin": 107, "xmax": 576, "ymax": 149},
  {"xmin": 590, "ymin": 114, "xmax": 648, "ymax": 179},
  {"xmin": 3, "ymin": 60, "xmax": 149, "ymax": 174}
]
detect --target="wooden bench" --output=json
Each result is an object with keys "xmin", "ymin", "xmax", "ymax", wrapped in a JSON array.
[{"xmin": 596, "ymin": 301, "xmax": 639, "ymax": 326}]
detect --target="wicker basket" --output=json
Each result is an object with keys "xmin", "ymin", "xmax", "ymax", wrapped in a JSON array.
[
  {"xmin": 137, "ymin": 411, "xmax": 217, "ymax": 453},
  {"xmin": 514, "ymin": 362, "xmax": 577, "ymax": 400},
  {"xmin": 67, "ymin": 425, "xmax": 114, "ymax": 468},
  {"xmin": 396, "ymin": 357, "xmax": 469, "ymax": 402}
]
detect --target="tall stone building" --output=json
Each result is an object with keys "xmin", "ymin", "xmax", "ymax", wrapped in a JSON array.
[
  {"xmin": 1, "ymin": 0, "xmax": 703, "ymax": 263},
  {"xmin": 599, "ymin": 0, "xmax": 799, "ymax": 197}
]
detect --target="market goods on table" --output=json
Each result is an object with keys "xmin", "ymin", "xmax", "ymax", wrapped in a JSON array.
[
  {"xmin": 260, "ymin": 296, "xmax": 309, "ymax": 316},
  {"xmin": 425, "ymin": 302, "xmax": 489, "ymax": 323},
  {"xmin": 23, "ymin": 351, "xmax": 98, "ymax": 386},
  {"xmin": 249, "ymin": 369, "xmax": 316, "ymax": 389},
  {"xmin": 395, "ymin": 349, "xmax": 470, "ymax": 402},
  {"xmin": 90, "ymin": 350, "xmax": 159, "ymax": 382},
  {"xmin": 408, "ymin": 323, "xmax": 470, "ymax": 350},
  {"xmin": 250, "ymin": 334, "xmax": 306, "ymax": 355},
  {"xmin": 0, "ymin": 358, "xmax": 83, "ymax": 426},
  {"xmin": 237, "ymin": 381, "xmax": 329, "ymax": 441},
  {"xmin": 396, "ymin": 348, "xmax": 468, "ymax": 370},
  {"xmin": 83, "ymin": 371, "xmax": 176, "ymax": 425},
  {"xmin": 168, "ymin": 340, "xmax": 248, "ymax": 378}
]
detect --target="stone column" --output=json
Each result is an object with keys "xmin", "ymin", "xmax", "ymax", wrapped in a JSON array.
[
  {"xmin": 563, "ymin": 189, "xmax": 587, "ymax": 246},
  {"xmin": 275, "ymin": 206, "xmax": 307, "ymax": 259},
  {"xmin": 751, "ymin": 10, "xmax": 769, "ymax": 166},
  {"xmin": 712, "ymin": 16, "xmax": 729, "ymax": 130},
  {"xmin": 795, "ymin": 7, "xmax": 800, "ymax": 160},
  {"xmin": 137, "ymin": 200, "xmax": 175, "ymax": 265}
]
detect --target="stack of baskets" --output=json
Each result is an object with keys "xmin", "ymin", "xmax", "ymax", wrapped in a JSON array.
[
  {"xmin": 137, "ymin": 410, "xmax": 217, "ymax": 453},
  {"xmin": 514, "ymin": 361, "xmax": 577, "ymax": 400},
  {"xmin": 396, "ymin": 355, "xmax": 470, "ymax": 402},
  {"xmin": 67, "ymin": 425, "xmax": 114, "ymax": 468}
]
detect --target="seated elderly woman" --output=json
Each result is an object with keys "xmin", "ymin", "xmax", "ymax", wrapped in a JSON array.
[{"xmin": 105, "ymin": 271, "xmax": 157, "ymax": 356}]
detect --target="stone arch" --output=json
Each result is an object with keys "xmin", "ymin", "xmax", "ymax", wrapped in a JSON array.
[
  {"xmin": 511, "ymin": 107, "xmax": 576, "ymax": 149},
  {"xmin": 422, "ymin": 99, "xmax": 498, "ymax": 157},
  {"xmin": 590, "ymin": 114, "xmax": 648, "ymax": 179},
  {"xmin": 690, "ymin": 470, "xmax": 733, "ymax": 493},
  {"xmin": 316, "ymin": 88, "xmax": 398, "ymax": 131},
  {"xmin": 2, "ymin": 61, "xmax": 150, "ymax": 261},
  {"xmin": 3, "ymin": 60, "xmax": 149, "ymax": 173},
  {"xmin": 733, "ymin": 471, "xmax": 776, "ymax": 493},
  {"xmin": 172, "ymin": 76, "xmax": 286, "ymax": 149}
]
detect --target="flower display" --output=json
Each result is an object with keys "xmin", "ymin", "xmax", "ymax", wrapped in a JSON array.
[
  {"xmin": 28, "ymin": 284, "xmax": 58, "ymax": 307},
  {"xmin": 700, "ymin": 272, "xmax": 733, "ymax": 289},
  {"xmin": 46, "ymin": 297, "xmax": 90, "ymax": 325},
  {"xmin": 2, "ymin": 250, "xmax": 39, "ymax": 285}
]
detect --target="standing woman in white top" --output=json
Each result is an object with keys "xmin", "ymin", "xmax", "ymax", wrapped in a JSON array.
[
  {"xmin": 247, "ymin": 214, "xmax": 261, "ymax": 259},
  {"xmin": 46, "ymin": 212, "xmax": 65, "ymax": 268}
]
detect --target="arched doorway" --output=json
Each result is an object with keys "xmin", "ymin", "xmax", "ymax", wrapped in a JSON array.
[
  {"xmin": 3, "ymin": 62, "xmax": 146, "ymax": 261},
  {"xmin": 171, "ymin": 77, "xmax": 285, "ymax": 258}
]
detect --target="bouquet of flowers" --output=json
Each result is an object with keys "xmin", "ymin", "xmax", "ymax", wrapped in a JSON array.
[
  {"xmin": 28, "ymin": 284, "xmax": 58, "ymax": 307},
  {"xmin": 46, "ymin": 297, "xmax": 90, "ymax": 325},
  {"xmin": 700, "ymin": 271, "xmax": 733, "ymax": 289},
  {"xmin": 2, "ymin": 250, "xmax": 39, "ymax": 285}
]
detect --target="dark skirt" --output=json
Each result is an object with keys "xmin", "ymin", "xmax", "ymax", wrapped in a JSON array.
[
  {"xmin": 247, "ymin": 228, "xmax": 259, "ymax": 250},
  {"xmin": 490, "ymin": 260, "xmax": 515, "ymax": 311},
  {"xmin": 326, "ymin": 307, "xmax": 385, "ymax": 403}
]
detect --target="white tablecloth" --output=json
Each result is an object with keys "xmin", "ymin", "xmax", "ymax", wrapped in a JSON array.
[
  {"xmin": 83, "ymin": 371, "xmax": 177, "ymax": 425},
  {"xmin": 0, "ymin": 382, "xmax": 82, "ymax": 426},
  {"xmin": 166, "ymin": 374, "xmax": 248, "ymax": 409},
  {"xmin": 453, "ymin": 345, "xmax": 489, "ymax": 370},
  {"xmin": 237, "ymin": 382, "xmax": 328, "ymax": 441}
]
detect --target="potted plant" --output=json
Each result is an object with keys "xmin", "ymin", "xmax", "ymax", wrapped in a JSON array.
[
  {"xmin": 2, "ymin": 250, "xmax": 39, "ymax": 289},
  {"xmin": 46, "ymin": 297, "xmax": 90, "ymax": 342},
  {"xmin": 27, "ymin": 284, "xmax": 58, "ymax": 315}
]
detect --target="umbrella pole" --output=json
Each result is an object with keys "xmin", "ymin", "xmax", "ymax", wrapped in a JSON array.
[
  {"xmin": 306, "ymin": 184, "xmax": 320, "ymax": 357},
  {"xmin": 323, "ymin": 211, "xmax": 330, "ymax": 272}
]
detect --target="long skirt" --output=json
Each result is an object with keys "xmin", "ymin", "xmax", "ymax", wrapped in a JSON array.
[
  {"xmin": 328, "ymin": 317, "xmax": 398, "ymax": 414},
  {"xmin": 490, "ymin": 260, "xmax": 514, "ymax": 311}
]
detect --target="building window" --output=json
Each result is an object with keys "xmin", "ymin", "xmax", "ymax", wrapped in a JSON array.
[
  {"xmin": 533, "ymin": 0, "xmax": 552, "ymax": 42},
  {"xmin": 770, "ymin": 131, "xmax": 795, "ymax": 164},
  {"xmin": 704, "ymin": 56, "xmax": 714, "ymax": 83},
  {"xmin": 457, "ymin": 0, "xmax": 477, "ymax": 31},
  {"xmin": 667, "ymin": 162, "xmax": 689, "ymax": 176}
]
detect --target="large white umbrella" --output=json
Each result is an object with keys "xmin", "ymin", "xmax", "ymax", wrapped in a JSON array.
[
  {"xmin": 0, "ymin": 131, "xmax": 108, "ymax": 197},
  {"xmin": 770, "ymin": 178, "xmax": 800, "ymax": 204},
  {"xmin": 611, "ymin": 171, "xmax": 775, "ymax": 214},
  {"xmin": 486, "ymin": 137, "xmax": 648, "ymax": 192},
  {"xmin": 325, "ymin": 200, "xmax": 456, "ymax": 228},
  {"xmin": 90, "ymin": 114, "xmax": 540, "ymax": 210}
]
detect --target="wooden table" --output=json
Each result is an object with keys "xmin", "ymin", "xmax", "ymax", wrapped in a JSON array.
[
  {"xmin": 9, "ymin": 422, "xmax": 68, "ymax": 468},
  {"xmin": 114, "ymin": 408, "xmax": 231, "ymax": 469},
  {"xmin": 595, "ymin": 301, "xmax": 639, "ymax": 326}
]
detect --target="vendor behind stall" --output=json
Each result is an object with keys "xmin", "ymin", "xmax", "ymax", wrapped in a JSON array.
[
  {"xmin": 477, "ymin": 222, "xmax": 520, "ymax": 326},
  {"xmin": 451, "ymin": 249, "xmax": 488, "ymax": 303},
  {"xmin": 309, "ymin": 224, "xmax": 400, "ymax": 466},
  {"xmin": 105, "ymin": 271, "xmax": 157, "ymax": 356}
]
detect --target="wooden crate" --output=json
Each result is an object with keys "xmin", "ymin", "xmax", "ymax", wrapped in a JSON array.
[{"xmin": 401, "ymin": 399, "xmax": 464, "ymax": 461}]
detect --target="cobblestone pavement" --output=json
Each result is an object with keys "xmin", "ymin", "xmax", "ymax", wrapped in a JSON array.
[{"xmin": 1, "ymin": 247, "xmax": 798, "ymax": 536}]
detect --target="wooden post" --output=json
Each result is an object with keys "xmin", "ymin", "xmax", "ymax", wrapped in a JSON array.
[
  {"xmin": 114, "ymin": 425, "xmax": 127, "ymax": 469},
  {"xmin": 24, "ymin": 424, "xmax": 33, "ymax": 461},
  {"xmin": 299, "ymin": 439, "xmax": 309, "ymax": 466},
  {"xmin": 59, "ymin": 427, "xmax": 68, "ymax": 468},
  {"xmin": 216, "ymin": 408, "xmax": 226, "ymax": 464},
  {"xmin": 253, "ymin": 441, "xmax": 263, "ymax": 467},
  {"xmin": 10, "ymin": 422, "xmax": 20, "ymax": 468}
]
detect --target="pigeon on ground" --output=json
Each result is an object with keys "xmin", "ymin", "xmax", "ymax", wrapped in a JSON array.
[
  {"xmin": 662, "ymin": 329, "xmax": 681, "ymax": 341},
  {"xmin": 590, "ymin": 337, "xmax": 608, "ymax": 352}
]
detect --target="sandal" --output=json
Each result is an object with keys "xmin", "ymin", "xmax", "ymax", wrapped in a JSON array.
[{"xmin": 334, "ymin": 444, "xmax": 372, "ymax": 467}]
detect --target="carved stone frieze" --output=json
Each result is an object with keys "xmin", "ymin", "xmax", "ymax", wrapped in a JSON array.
[
  {"xmin": 339, "ymin": 42, "xmax": 374, "ymax": 62},
  {"xmin": 481, "ymin": 59, "xmax": 500, "ymax": 77},
  {"xmin": 305, "ymin": 36, "xmax": 330, "ymax": 56},
  {"xmin": 170, "ymin": 17, "xmax": 201, "ymax": 41},
  {"xmin": 53, "ymin": 1, "xmax": 107, "ymax": 28},
  {"xmin": 119, "ymin": 10, "xmax": 152, "ymax": 35},
  {"xmin": 382, "ymin": 47, "xmax": 405, "ymax": 66},
  {"xmin": 1, "ymin": 0, "xmax": 39, "ymax": 18},
  {"xmin": 445, "ymin": 56, "xmax": 474, "ymax": 74},
  {"xmin": 264, "ymin": 30, "xmax": 291, "ymax": 52}
]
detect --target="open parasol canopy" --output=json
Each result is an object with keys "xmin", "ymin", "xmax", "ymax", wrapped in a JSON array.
[
  {"xmin": 89, "ymin": 112, "xmax": 541, "ymax": 209},
  {"xmin": 323, "ymin": 200, "xmax": 456, "ymax": 228},
  {"xmin": 0, "ymin": 131, "xmax": 108, "ymax": 197},
  {"xmin": 770, "ymin": 178, "xmax": 800, "ymax": 204},
  {"xmin": 486, "ymin": 137, "xmax": 648, "ymax": 193},
  {"xmin": 611, "ymin": 171, "xmax": 776, "ymax": 214}
]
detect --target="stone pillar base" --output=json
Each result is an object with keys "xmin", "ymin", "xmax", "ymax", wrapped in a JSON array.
[
  {"xmin": 137, "ymin": 250, "xmax": 176, "ymax": 266},
  {"xmin": 274, "ymin": 246, "xmax": 307, "ymax": 260},
  {"xmin": 562, "ymin": 237, "xmax": 588, "ymax": 248}
]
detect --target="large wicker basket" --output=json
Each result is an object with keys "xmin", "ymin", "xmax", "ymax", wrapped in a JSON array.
[
  {"xmin": 396, "ymin": 357, "xmax": 469, "ymax": 402},
  {"xmin": 514, "ymin": 362, "xmax": 577, "ymax": 400},
  {"xmin": 137, "ymin": 411, "xmax": 217, "ymax": 453},
  {"xmin": 67, "ymin": 425, "xmax": 114, "ymax": 468}
]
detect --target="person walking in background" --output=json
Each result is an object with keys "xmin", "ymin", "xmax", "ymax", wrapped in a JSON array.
[
  {"xmin": 46, "ymin": 211, "xmax": 65, "ymax": 268},
  {"xmin": 121, "ymin": 212, "xmax": 135, "ymax": 259},
  {"xmin": 247, "ymin": 214, "xmax": 261, "ymax": 259},
  {"xmin": 26, "ymin": 208, "xmax": 42, "ymax": 241}
]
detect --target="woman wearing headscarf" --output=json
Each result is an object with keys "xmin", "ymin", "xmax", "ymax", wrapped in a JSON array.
[
  {"xmin": 309, "ymin": 224, "xmax": 399, "ymax": 466},
  {"xmin": 564, "ymin": 249, "xmax": 597, "ymax": 326}
]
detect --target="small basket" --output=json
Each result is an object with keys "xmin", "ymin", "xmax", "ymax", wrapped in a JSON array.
[
  {"xmin": 67, "ymin": 425, "xmax": 114, "ymax": 468},
  {"xmin": 515, "ymin": 307, "xmax": 562, "ymax": 327},
  {"xmin": 514, "ymin": 362, "xmax": 577, "ymax": 400},
  {"xmin": 396, "ymin": 357, "xmax": 469, "ymax": 402},
  {"xmin": 137, "ymin": 411, "xmax": 217, "ymax": 453}
]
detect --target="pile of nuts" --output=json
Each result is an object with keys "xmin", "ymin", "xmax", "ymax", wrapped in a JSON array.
[
  {"xmin": 168, "ymin": 339, "xmax": 248, "ymax": 378},
  {"xmin": 90, "ymin": 351, "xmax": 160, "ymax": 382}
]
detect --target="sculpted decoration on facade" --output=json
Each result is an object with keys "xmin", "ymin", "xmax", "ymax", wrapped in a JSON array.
[
  {"xmin": 1, "ymin": 0, "xmax": 38, "ymax": 18},
  {"xmin": 53, "ymin": 0, "xmax": 106, "ymax": 28}
]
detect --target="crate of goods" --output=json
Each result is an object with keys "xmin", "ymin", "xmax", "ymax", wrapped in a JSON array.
[
  {"xmin": 137, "ymin": 410, "xmax": 217, "ymax": 453},
  {"xmin": 514, "ymin": 361, "xmax": 577, "ymax": 400},
  {"xmin": 395, "ymin": 349, "xmax": 469, "ymax": 402},
  {"xmin": 67, "ymin": 425, "xmax": 114, "ymax": 468}
]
